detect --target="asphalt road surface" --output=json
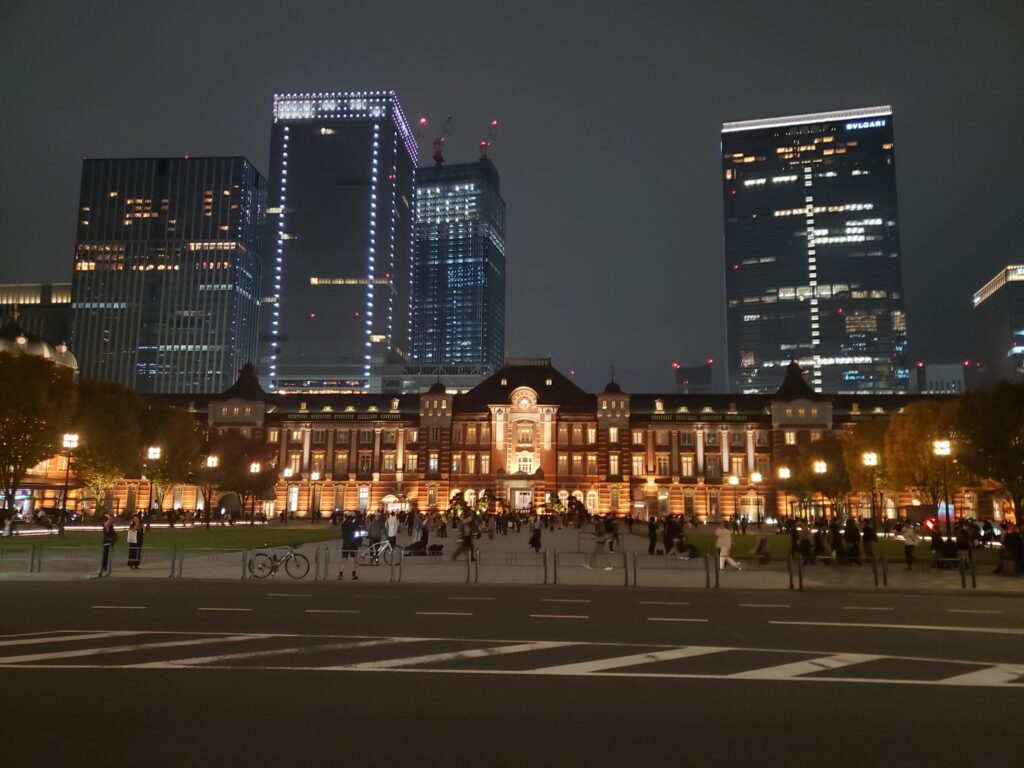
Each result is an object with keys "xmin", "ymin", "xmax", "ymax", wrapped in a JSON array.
[{"xmin": 3, "ymin": 581, "xmax": 1022, "ymax": 767}]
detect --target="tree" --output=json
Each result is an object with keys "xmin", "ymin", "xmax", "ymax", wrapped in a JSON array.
[
  {"xmin": 75, "ymin": 381, "xmax": 144, "ymax": 515},
  {"xmin": 141, "ymin": 405, "xmax": 202, "ymax": 510},
  {"xmin": 956, "ymin": 382, "xmax": 1024, "ymax": 522},
  {"xmin": 205, "ymin": 430, "xmax": 277, "ymax": 523},
  {"xmin": 798, "ymin": 434, "xmax": 850, "ymax": 518},
  {"xmin": 0, "ymin": 352, "xmax": 77, "ymax": 521},
  {"xmin": 884, "ymin": 400, "xmax": 966, "ymax": 508},
  {"xmin": 842, "ymin": 418, "xmax": 891, "ymax": 520}
]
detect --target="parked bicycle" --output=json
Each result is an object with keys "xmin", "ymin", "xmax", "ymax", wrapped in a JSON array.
[
  {"xmin": 250, "ymin": 544, "xmax": 310, "ymax": 579},
  {"xmin": 356, "ymin": 539, "xmax": 400, "ymax": 566}
]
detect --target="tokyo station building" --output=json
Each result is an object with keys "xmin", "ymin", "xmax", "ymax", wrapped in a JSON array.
[{"xmin": 100, "ymin": 357, "xmax": 992, "ymax": 523}]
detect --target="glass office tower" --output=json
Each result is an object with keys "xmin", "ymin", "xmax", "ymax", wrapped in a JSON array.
[
  {"xmin": 973, "ymin": 265, "xmax": 1024, "ymax": 385},
  {"xmin": 265, "ymin": 91, "xmax": 417, "ymax": 392},
  {"xmin": 71, "ymin": 157, "xmax": 266, "ymax": 393},
  {"xmin": 414, "ymin": 158, "xmax": 506, "ymax": 368},
  {"xmin": 722, "ymin": 106, "xmax": 908, "ymax": 394}
]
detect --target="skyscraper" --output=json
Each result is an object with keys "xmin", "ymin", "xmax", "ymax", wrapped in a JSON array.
[
  {"xmin": 71, "ymin": 157, "xmax": 266, "ymax": 393},
  {"xmin": 973, "ymin": 264, "xmax": 1024, "ymax": 385},
  {"xmin": 721, "ymin": 106, "xmax": 908, "ymax": 394},
  {"xmin": 265, "ymin": 91, "xmax": 417, "ymax": 392},
  {"xmin": 413, "ymin": 158, "xmax": 506, "ymax": 368}
]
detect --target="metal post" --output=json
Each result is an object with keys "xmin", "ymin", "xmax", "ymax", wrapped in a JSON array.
[
  {"xmin": 942, "ymin": 457, "xmax": 952, "ymax": 540},
  {"xmin": 474, "ymin": 550, "xmax": 479, "ymax": 583},
  {"xmin": 313, "ymin": 548, "xmax": 321, "ymax": 582},
  {"xmin": 324, "ymin": 548, "xmax": 331, "ymax": 582},
  {"xmin": 958, "ymin": 555, "xmax": 967, "ymax": 589},
  {"xmin": 796, "ymin": 552, "xmax": 804, "ymax": 592},
  {"xmin": 623, "ymin": 550, "xmax": 628, "ymax": 587},
  {"xmin": 881, "ymin": 555, "xmax": 888, "ymax": 587},
  {"xmin": 553, "ymin": 549, "xmax": 558, "ymax": 584},
  {"xmin": 704, "ymin": 553, "xmax": 710, "ymax": 588},
  {"xmin": 170, "ymin": 546, "xmax": 178, "ymax": 578},
  {"xmin": 969, "ymin": 550, "xmax": 976, "ymax": 589},
  {"xmin": 632, "ymin": 551, "xmax": 638, "ymax": 587},
  {"xmin": 465, "ymin": 548, "xmax": 471, "ymax": 584},
  {"xmin": 543, "ymin": 549, "xmax": 548, "ymax": 585},
  {"xmin": 871, "ymin": 555, "xmax": 879, "ymax": 587},
  {"xmin": 787, "ymin": 554, "xmax": 794, "ymax": 590},
  {"xmin": 714, "ymin": 548, "xmax": 720, "ymax": 588},
  {"xmin": 104, "ymin": 543, "xmax": 113, "ymax": 577},
  {"xmin": 175, "ymin": 549, "xmax": 183, "ymax": 578},
  {"xmin": 241, "ymin": 549, "xmax": 249, "ymax": 580}
]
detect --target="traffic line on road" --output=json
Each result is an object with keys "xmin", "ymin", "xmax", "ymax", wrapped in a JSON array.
[
  {"xmin": 415, "ymin": 611, "xmax": 473, "ymax": 617},
  {"xmin": 305, "ymin": 609, "xmax": 359, "ymax": 614},
  {"xmin": 529, "ymin": 614, "xmax": 588, "ymax": 620},
  {"xmin": 639, "ymin": 601, "xmax": 690, "ymax": 606},
  {"xmin": 729, "ymin": 653, "xmax": 880, "ymax": 680},
  {"xmin": 447, "ymin": 596, "xmax": 496, "ymax": 601},
  {"xmin": 939, "ymin": 664, "xmax": 1024, "ymax": 686},
  {"xmin": 0, "ymin": 635, "xmax": 252, "ymax": 665},
  {"xmin": 541, "ymin": 598, "xmax": 591, "ymax": 604},
  {"xmin": 947, "ymin": 609, "xmax": 1001, "ymax": 615},
  {"xmin": 267, "ymin": 593, "xmax": 311, "ymax": 598},
  {"xmin": 197, "ymin": 607, "xmax": 252, "ymax": 612},
  {"xmin": 92, "ymin": 605, "xmax": 146, "ymax": 610},
  {"xmin": 530, "ymin": 645, "xmax": 723, "ymax": 675},
  {"xmin": 133, "ymin": 638, "xmax": 417, "ymax": 668},
  {"xmin": 0, "ymin": 631, "xmax": 140, "ymax": 649},
  {"xmin": 647, "ymin": 617, "xmax": 709, "ymax": 623},
  {"xmin": 770, "ymin": 621, "xmax": 1024, "ymax": 636},
  {"xmin": 739, "ymin": 603, "xmax": 790, "ymax": 609},
  {"xmin": 340, "ymin": 641, "xmax": 571, "ymax": 671},
  {"xmin": 841, "ymin": 606, "xmax": 894, "ymax": 611}
]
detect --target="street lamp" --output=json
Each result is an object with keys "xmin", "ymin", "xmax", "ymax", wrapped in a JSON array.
[
  {"xmin": 728, "ymin": 474, "xmax": 740, "ymax": 521},
  {"xmin": 812, "ymin": 460, "xmax": 828, "ymax": 519},
  {"xmin": 932, "ymin": 439, "xmax": 952, "ymax": 539},
  {"xmin": 750, "ymin": 471, "xmax": 763, "ymax": 523},
  {"xmin": 206, "ymin": 455, "xmax": 219, "ymax": 468},
  {"xmin": 59, "ymin": 433, "xmax": 79, "ymax": 537},
  {"xmin": 248, "ymin": 462, "xmax": 261, "ymax": 526},
  {"xmin": 777, "ymin": 466, "xmax": 792, "ymax": 521},
  {"xmin": 862, "ymin": 451, "xmax": 879, "ymax": 528},
  {"xmin": 145, "ymin": 446, "xmax": 162, "ymax": 520}
]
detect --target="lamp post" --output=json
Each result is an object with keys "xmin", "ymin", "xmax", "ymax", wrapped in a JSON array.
[
  {"xmin": 59, "ymin": 433, "xmax": 79, "ymax": 538},
  {"xmin": 777, "ymin": 466, "xmax": 792, "ymax": 520},
  {"xmin": 932, "ymin": 439, "xmax": 952, "ymax": 539},
  {"xmin": 862, "ymin": 451, "xmax": 878, "ymax": 529},
  {"xmin": 728, "ymin": 474, "xmax": 740, "ymax": 521},
  {"xmin": 203, "ymin": 454, "xmax": 219, "ymax": 527},
  {"xmin": 249, "ymin": 462, "xmax": 261, "ymax": 526},
  {"xmin": 813, "ymin": 460, "xmax": 828, "ymax": 520},
  {"xmin": 145, "ymin": 446, "xmax": 161, "ymax": 522},
  {"xmin": 750, "ymin": 471, "xmax": 762, "ymax": 523}
]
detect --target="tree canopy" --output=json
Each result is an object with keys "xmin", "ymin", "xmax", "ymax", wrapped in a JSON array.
[
  {"xmin": 141, "ymin": 404, "xmax": 203, "ymax": 507},
  {"xmin": 884, "ymin": 400, "xmax": 966, "ymax": 507},
  {"xmin": 75, "ymin": 381, "xmax": 144, "ymax": 512},
  {"xmin": 956, "ymin": 382, "xmax": 1024, "ymax": 520}
]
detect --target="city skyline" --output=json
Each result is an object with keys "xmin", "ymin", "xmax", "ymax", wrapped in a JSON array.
[{"xmin": 1, "ymin": 1, "xmax": 1021, "ymax": 392}]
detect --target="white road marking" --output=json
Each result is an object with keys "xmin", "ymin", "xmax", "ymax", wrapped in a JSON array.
[
  {"xmin": 0, "ymin": 635, "xmax": 252, "ymax": 665},
  {"xmin": 531, "ymin": 646, "xmax": 724, "ymax": 675},
  {"xmin": 92, "ymin": 605, "xmax": 146, "ymax": 610},
  {"xmin": 415, "ymin": 611, "xmax": 472, "ymax": 617},
  {"xmin": 730, "ymin": 653, "xmax": 880, "ymax": 680},
  {"xmin": 841, "ymin": 606, "xmax": 894, "ymax": 611},
  {"xmin": 647, "ymin": 617, "xmax": 709, "ymax": 623},
  {"xmin": 340, "ymin": 641, "xmax": 571, "ymax": 671},
  {"xmin": 940, "ymin": 664, "xmax": 1024, "ymax": 686},
  {"xmin": 0, "ymin": 631, "xmax": 140, "ymax": 649},
  {"xmin": 947, "ymin": 609, "xmax": 1001, "ymax": 615},
  {"xmin": 305, "ymin": 609, "xmax": 359, "ymax": 614},
  {"xmin": 639, "ymin": 601, "xmax": 689, "ymax": 606},
  {"xmin": 197, "ymin": 608, "xmax": 252, "ymax": 612},
  {"xmin": 267, "ymin": 593, "xmax": 311, "ymax": 598},
  {"xmin": 448, "ymin": 596, "xmax": 496, "ymax": 601},
  {"xmin": 771, "ymin": 621, "xmax": 1024, "ymax": 636},
  {"xmin": 541, "ymin": 599, "xmax": 591, "ymax": 604},
  {"xmin": 133, "ymin": 638, "xmax": 419, "ymax": 668},
  {"xmin": 739, "ymin": 603, "xmax": 790, "ymax": 609},
  {"xmin": 530, "ymin": 614, "xmax": 588, "ymax": 620}
]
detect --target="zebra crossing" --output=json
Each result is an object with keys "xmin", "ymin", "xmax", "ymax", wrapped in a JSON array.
[{"xmin": 2, "ymin": 629, "xmax": 1022, "ymax": 687}]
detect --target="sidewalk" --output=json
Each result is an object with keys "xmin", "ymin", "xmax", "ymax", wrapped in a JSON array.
[{"xmin": 1, "ymin": 523, "xmax": 1022, "ymax": 595}]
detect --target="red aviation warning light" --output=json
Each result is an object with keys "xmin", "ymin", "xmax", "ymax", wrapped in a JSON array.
[{"xmin": 480, "ymin": 119, "xmax": 499, "ymax": 159}]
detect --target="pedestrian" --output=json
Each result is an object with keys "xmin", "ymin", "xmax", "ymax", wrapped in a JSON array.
[
  {"xmin": 754, "ymin": 523, "xmax": 770, "ymax": 564},
  {"xmin": 126, "ymin": 513, "xmax": 143, "ymax": 570},
  {"xmin": 862, "ymin": 519, "xmax": 877, "ymax": 561},
  {"xmin": 647, "ymin": 516, "xmax": 659, "ymax": 555},
  {"xmin": 585, "ymin": 515, "xmax": 612, "ymax": 570},
  {"xmin": 338, "ymin": 512, "xmax": 360, "ymax": 580},
  {"xmin": 663, "ymin": 515, "xmax": 678, "ymax": 556},
  {"xmin": 844, "ymin": 518, "xmax": 862, "ymax": 564},
  {"xmin": 902, "ymin": 523, "xmax": 920, "ymax": 569},
  {"xmin": 385, "ymin": 510, "xmax": 400, "ymax": 547},
  {"xmin": 606, "ymin": 514, "xmax": 618, "ymax": 553},
  {"xmin": 740, "ymin": 516, "xmax": 748, "ymax": 536},
  {"xmin": 451, "ymin": 511, "xmax": 477, "ymax": 562},
  {"xmin": 98, "ymin": 514, "xmax": 117, "ymax": 577},
  {"xmin": 528, "ymin": 513, "xmax": 542, "ymax": 553},
  {"xmin": 955, "ymin": 523, "xmax": 972, "ymax": 568},
  {"xmin": 715, "ymin": 520, "xmax": 742, "ymax": 570}
]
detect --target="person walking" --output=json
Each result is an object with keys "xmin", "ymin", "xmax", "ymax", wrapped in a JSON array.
[
  {"xmin": 338, "ymin": 512, "xmax": 360, "ymax": 580},
  {"xmin": 715, "ymin": 519, "xmax": 742, "ymax": 570},
  {"xmin": 385, "ymin": 510, "xmax": 400, "ymax": 548},
  {"xmin": 647, "ymin": 516, "xmax": 659, "ymax": 555},
  {"xmin": 451, "ymin": 511, "xmax": 478, "ymax": 562},
  {"xmin": 754, "ymin": 522, "xmax": 770, "ymax": 564},
  {"xmin": 126, "ymin": 513, "xmax": 143, "ymax": 570},
  {"xmin": 902, "ymin": 522, "xmax": 921, "ymax": 570},
  {"xmin": 955, "ymin": 523, "xmax": 972, "ymax": 569},
  {"xmin": 844, "ymin": 517, "xmax": 862, "ymax": 564},
  {"xmin": 663, "ymin": 515, "xmax": 678, "ymax": 556},
  {"xmin": 862, "ymin": 519, "xmax": 878, "ymax": 561},
  {"xmin": 585, "ymin": 515, "xmax": 612, "ymax": 570},
  {"xmin": 98, "ymin": 514, "xmax": 117, "ymax": 577}
]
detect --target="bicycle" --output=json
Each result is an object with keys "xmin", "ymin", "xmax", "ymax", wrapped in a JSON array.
[
  {"xmin": 249, "ymin": 544, "xmax": 310, "ymax": 579},
  {"xmin": 356, "ymin": 539, "xmax": 400, "ymax": 566}
]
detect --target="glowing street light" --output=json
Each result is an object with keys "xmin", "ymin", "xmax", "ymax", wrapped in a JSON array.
[
  {"xmin": 147, "ymin": 446, "xmax": 162, "ymax": 461},
  {"xmin": 206, "ymin": 455, "xmax": 219, "ymax": 469},
  {"xmin": 932, "ymin": 439, "xmax": 953, "ymax": 538},
  {"xmin": 813, "ymin": 460, "xmax": 828, "ymax": 475},
  {"xmin": 777, "ymin": 467, "xmax": 791, "ymax": 480},
  {"xmin": 862, "ymin": 451, "xmax": 879, "ymax": 527},
  {"xmin": 59, "ymin": 433, "xmax": 79, "ymax": 537},
  {"xmin": 249, "ymin": 462, "xmax": 261, "ymax": 474}
]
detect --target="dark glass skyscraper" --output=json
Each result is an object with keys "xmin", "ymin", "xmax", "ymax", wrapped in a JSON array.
[
  {"xmin": 71, "ymin": 157, "xmax": 266, "ymax": 393},
  {"xmin": 722, "ymin": 106, "xmax": 908, "ymax": 394},
  {"xmin": 973, "ymin": 265, "xmax": 1024, "ymax": 386},
  {"xmin": 265, "ymin": 91, "xmax": 417, "ymax": 392},
  {"xmin": 413, "ymin": 158, "xmax": 506, "ymax": 368}
]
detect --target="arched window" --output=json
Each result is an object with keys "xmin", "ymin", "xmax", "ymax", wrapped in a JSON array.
[{"xmin": 586, "ymin": 490, "xmax": 599, "ymax": 513}]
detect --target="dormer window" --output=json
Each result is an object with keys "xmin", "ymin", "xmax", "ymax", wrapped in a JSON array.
[
  {"xmin": 545, "ymin": 378, "xmax": 553, "ymax": 386},
  {"xmin": 500, "ymin": 378, "xmax": 508, "ymax": 386},
  {"xmin": 655, "ymin": 399, "xmax": 664, "ymax": 413}
]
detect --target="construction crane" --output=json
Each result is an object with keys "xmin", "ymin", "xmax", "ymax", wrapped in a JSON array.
[
  {"xmin": 432, "ymin": 115, "xmax": 453, "ymax": 166},
  {"xmin": 479, "ymin": 119, "xmax": 499, "ymax": 159},
  {"xmin": 415, "ymin": 116, "xmax": 429, "ymax": 156}
]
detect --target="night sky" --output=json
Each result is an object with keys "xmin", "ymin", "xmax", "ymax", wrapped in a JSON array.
[{"xmin": 1, "ymin": 0, "xmax": 1021, "ymax": 392}]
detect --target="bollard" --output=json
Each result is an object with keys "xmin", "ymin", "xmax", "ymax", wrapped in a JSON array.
[
  {"xmin": 958, "ymin": 556, "xmax": 967, "ymax": 589},
  {"xmin": 553, "ymin": 549, "xmax": 559, "ymax": 585},
  {"xmin": 704, "ymin": 553, "xmax": 711, "ymax": 588},
  {"xmin": 241, "ymin": 549, "xmax": 249, "ymax": 580},
  {"xmin": 787, "ymin": 554, "xmax": 794, "ymax": 591},
  {"xmin": 969, "ymin": 551, "xmax": 976, "ymax": 589},
  {"xmin": 714, "ymin": 548, "xmax": 720, "ymax": 588},
  {"xmin": 175, "ymin": 549, "xmax": 184, "ymax": 578},
  {"xmin": 323, "ymin": 548, "xmax": 331, "ymax": 582},
  {"xmin": 871, "ymin": 556, "xmax": 879, "ymax": 587},
  {"xmin": 389, "ymin": 549, "xmax": 395, "ymax": 583},
  {"xmin": 28, "ymin": 543, "xmax": 37, "ymax": 573},
  {"xmin": 632, "ymin": 551, "xmax": 639, "ymax": 587},
  {"xmin": 313, "ymin": 548, "xmax": 321, "ymax": 582},
  {"xmin": 882, "ymin": 555, "xmax": 888, "ymax": 587},
  {"xmin": 170, "ymin": 546, "xmax": 178, "ymax": 578},
  {"xmin": 796, "ymin": 552, "xmax": 804, "ymax": 592},
  {"xmin": 474, "ymin": 551, "xmax": 479, "ymax": 583},
  {"xmin": 543, "ymin": 550, "xmax": 548, "ymax": 585},
  {"xmin": 623, "ymin": 550, "xmax": 629, "ymax": 587}
]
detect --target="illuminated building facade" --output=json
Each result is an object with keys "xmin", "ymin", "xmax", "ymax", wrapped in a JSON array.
[
  {"xmin": 973, "ymin": 265, "xmax": 1024, "ymax": 385},
  {"xmin": 413, "ymin": 158, "xmax": 506, "ymax": 368},
  {"xmin": 264, "ymin": 91, "xmax": 417, "ymax": 393},
  {"xmin": 0, "ymin": 283, "xmax": 71, "ymax": 345},
  {"xmin": 70, "ymin": 157, "xmax": 266, "ymax": 393},
  {"xmin": 722, "ymin": 106, "xmax": 908, "ymax": 394}
]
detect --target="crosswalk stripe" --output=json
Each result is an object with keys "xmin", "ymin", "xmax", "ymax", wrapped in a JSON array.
[
  {"xmin": 939, "ymin": 665, "xmax": 1024, "ymax": 686},
  {"xmin": 770, "ymin": 621, "xmax": 1024, "ymax": 636},
  {"xmin": 729, "ymin": 653, "xmax": 880, "ymax": 680},
  {"xmin": 530, "ymin": 646, "xmax": 725, "ymax": 675},
  {"xmin": 0, "ymin": 631, "xmax": 140, "ymax": 649},
  {"xmin": 0, "ymin": 635, "xmax": 252, "ymax": 665},
  {"xmin": 339, "ymin": 641, "xmax": 572, "ymax": 670},
  {"xmin": 130, "ymin": 638, "xmax": 420, "ymax": 668}
]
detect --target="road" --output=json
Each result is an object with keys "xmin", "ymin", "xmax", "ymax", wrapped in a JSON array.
[{"xmin": 3, "ymin": 581, "xmax": 1021, "ymax": 767}]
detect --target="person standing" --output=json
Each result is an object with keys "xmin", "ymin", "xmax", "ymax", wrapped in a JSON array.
[
  {"xmin": 844, "ymin": 518, "xmax": 862, "ymax": 564},
  {"xmin": 126, "ymin": 514, "xmax": 143, "ymax": 570},
  {"xmin": 663, "ymin": 516, "xmax": 678, "ymax": 556},
  {"xmin": 98, "ymin": 514, "xmax": 117, "ymax": 577},
  {"xmin": 385, "ymin": 510, "xmax": 400, "ymax": 548},
  {"xmin": 715, "ymin": 520, "xmax": 742, "ymax": 571},
  {"xmin": 528, "ymin": 513, "xmax": 542, "ymax": 553},
  {"xmin": 338, "ymin": 513, "xmax": 360, "ymax": 580},
  {"xmin": 901, "ymin": 523, "xmax": 920, "ymax": 569},
  {"xmin": 862, "ymin": 519, "xmax": 878, "ymax": 561},
  {"xmin": 955, "ymin": 523, "xmax": 972, "ymax": 568},
  {"xmin": 647, "ymin": 516, "xmax": 659, "ymax": 555}
]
